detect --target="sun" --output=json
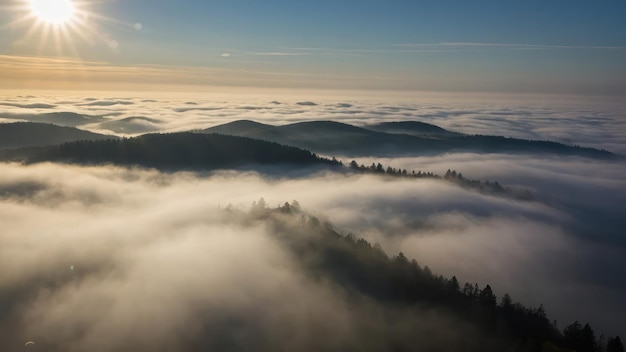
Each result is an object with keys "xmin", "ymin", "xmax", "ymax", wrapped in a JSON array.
[
  {"xmin": 29, "ymin": 0, "xmax": 75, "ymax": 25},
  {"xmin": 2, "ymin": 0, "xmax": 139, "ymax": 57}
]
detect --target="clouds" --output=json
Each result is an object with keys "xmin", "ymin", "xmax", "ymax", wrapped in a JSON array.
[
  {"xmin": 0, "ymin": 153, "xmax": 625, "ymax": 344},
  {"xmin": 0, "ymin": 55, "xmax": 407, "ymax": 91},
  {"xmin": 16, "ymin": 225, "xmax": 352, "ymax": 351},
  {"xmin": 0, "ymin": 163, "xmax": 347, "ymax": 350},
  {"xmin": 79, "ymin": 100, "xmax": 135, "ymax": 107},
  {"xmin": 1, "ymin": 92, "xmax": 625, "ymax": 155},
  {"xmin": 347, "ymin": 153, "xmax": 626, "ymax": 242},
  {"xmin": 3, "ymin": 0, "xmax": 626, "ymax": 95},
  {"xmin": 327, "ymin": 154, "xmax": 626, "ymax": 336},
  {"xmin": 0, "ymin": 92, "xmax": 625, "ymax": 342},
  {"xmin": 0, "ymin": 102, "xmax": 56, "ymax": 109},
  {"xmin": 98, "ymin": 116, "xmax": 161, "ymax": 134},
  {"xmin": 0, "ymin": 163, "xmax": 499, "ymax": 351}
]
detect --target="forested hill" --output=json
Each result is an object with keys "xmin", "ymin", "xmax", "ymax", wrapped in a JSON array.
[
  {"xmin": 200, "ymin": 120, "xmax": 614, "ymax": 158},
  {"xmin": 0, "ymin": 122, "xmax": 115, "ymax": 149},
  {"xmin": 366, "ymin": 120, "xmax": 459, "ymax": 136},
  {"xmin": 232, "ymin": 201, "xmax": 624, "ymax": 352},
  {"xmin": 10, "ymin": 133, "xmax": 338, "ymax": 170}
]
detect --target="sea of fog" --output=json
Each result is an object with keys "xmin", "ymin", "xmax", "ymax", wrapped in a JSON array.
[
  {"xmin": 1, "ymin": 90, "xmax": 625, "ymax": 153},
  {"xmin": 1, "ymin": 90, "xmax": 625, "ymax": 347}
]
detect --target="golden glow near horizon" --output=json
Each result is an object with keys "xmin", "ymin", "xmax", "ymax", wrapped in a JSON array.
[{"xmin": 29, "ymin": 0, "xmax": 75, "ymax": 24}]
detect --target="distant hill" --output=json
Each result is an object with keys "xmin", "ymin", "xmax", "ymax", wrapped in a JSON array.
[
  {"xmin": 200, "ymin": 120, "xmax": 412, "ymax": 156},
  {"xmin": 0, "ymin": 122, "xmax": 115, "ymax": 149},
  {"xmin": 199, "ymin": 120, "xmax": 614, "ymax": 158},
  {"xmin": 365, "ymin": 121, "xmax": 459, "ymax": 136},
  {"xmin": 204, "ymin": 119, "xmax": 274, "ymax": 135},
  {"xmin": 7, "ymin": 133, "xmax": 338, "ymax": 170}
]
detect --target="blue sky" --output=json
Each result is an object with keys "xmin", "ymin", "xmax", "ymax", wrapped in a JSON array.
[{"xmin": 1, "ymin": 0, "xmax": 625, "ymax": 94}]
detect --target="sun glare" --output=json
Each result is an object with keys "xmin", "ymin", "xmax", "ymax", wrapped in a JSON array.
[
  {"xmin": 29, "ymin": 0, "xmax": 75, "ymax": 24},
  {"xmin": 1, "ymin": 0, "xmax": 136, "ymax": 57}
]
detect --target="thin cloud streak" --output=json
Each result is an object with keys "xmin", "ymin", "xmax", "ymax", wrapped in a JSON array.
[
  {"xmin": 246, "ymin": 51, "xmax": 313, "ymax": 56},
  {"xmin": 394, "ymin": 42, "xmax": 626, "ymax": 50},
  {"xmin": 0, "ymin": 55, "xmax": 396, "ymax": 90},
  {"xmin": 277, "ymin": 42, "xmax": 626, "ymax": 57}
]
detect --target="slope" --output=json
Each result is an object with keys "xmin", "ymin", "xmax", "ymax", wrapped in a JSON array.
[
  {"xmin": 0, "ymin": 122, "xmax": 116, "ymax": 149},
  {"xmin": 9, "ymin": 132, "xmax": 337, "ymax": 170},
  {"xmin": 200, "ymin": 120, "xmax": 615, "ymax": 158},
  {"xmin": 365, "ymin": 120, "xmax": 459, "ymax": 136}
]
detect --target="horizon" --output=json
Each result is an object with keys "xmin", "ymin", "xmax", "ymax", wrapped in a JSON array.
[
  {"xmin": 1, "ymin": 1, "xmax": 625, "ymax": 350},
  {"xmin": 1, "ymin": 0, "xmax": 625, "ymax": 96}
]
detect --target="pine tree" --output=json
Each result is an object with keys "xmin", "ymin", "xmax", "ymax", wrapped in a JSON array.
[{"xmin": 608, "ymin": 336, "xmax": 625, "ymax": 352}]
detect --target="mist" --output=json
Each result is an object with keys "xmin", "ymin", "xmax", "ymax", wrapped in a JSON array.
[
  {"xmin": 1, "ymin": 91, "xmax": 625, "ymax": 348},
  {"xmin": 1, "ymin": 91, "xmax": 624, "ymax": 153},
  {"xmin": 0, "ymin": 162, "xmax": 505, "ymax": 351},
  {"xmin": 0, "ymin": 156, "xmax": 624, "ymax": 350}
]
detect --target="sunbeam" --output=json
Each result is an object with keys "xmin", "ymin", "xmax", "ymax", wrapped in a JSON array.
[{"xmin": 1, "ymin": 0, "xmax": 135, "ymax": 58}]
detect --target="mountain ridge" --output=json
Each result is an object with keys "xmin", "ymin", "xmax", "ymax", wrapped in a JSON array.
[
  {"xmin": 0, "ymin": 122, "xmax": 116, "ymax": 149},
  {"xmin": 4, "ymin": 132, "xmax": 339, "ymax": 171},
  {"xmin": 366, "ymin": 120, "xmax": 458, "ymax": 136},
  {"xmin": 199, "ymin": 119, "xmax": 614, "ymax": 158}
]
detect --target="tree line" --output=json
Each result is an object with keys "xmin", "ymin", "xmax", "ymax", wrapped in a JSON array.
[
  {"xmin": 348, "ymin": 160, "xmax": 533, "ymax": 200},
  {"xmin": 23, "ymin": 133, "xmax": 344, "ymax": 169},
  {"xmin": 227, "ymin": 200, "xmax": 623, "ymax": 352}
]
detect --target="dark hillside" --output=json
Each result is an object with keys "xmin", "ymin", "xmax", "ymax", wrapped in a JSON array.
[
  {"xmin": 200, "ymin": 120, "xmax": 614, "ymax": 158},
  {"xmin": 227, "ymin": 202, "xmax": 623, "ymax": 352},
  {"xmin": 0, "ymin": 122, "xmax": 115, "ymax": 149},
  {"xmin": 19, "ymin": 132, "xmax": 336, "ymax": 170},
  {"xmin": 366, "ymin": 121, "xmax": 459, "ymax": 136}
]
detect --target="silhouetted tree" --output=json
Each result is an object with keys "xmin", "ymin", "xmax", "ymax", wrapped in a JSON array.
[
  {"xmin": 563, "ymin": 321, "xmax": 582, "ymax": 345},
  {"xmin": 564, "ymin": 321, "xmax": 598, "ymax": 352},
  {"xmin": 580, "ymin": 323, "xmax": 597, "ymax": 352},
  {"xmin": 252, "ymin": 197, "xmax": 267, "ymax": 214},
  {"xmin": 463, "ymin": 282, "xmax": 475, "ymax": 297},
  {"xmin": 479, "ymin": 284, "xmax": 497, "ymax": 307},
  {"xmin": 422, "ymin": 265, "xmax": 432, "ymax": 278},
  {"xmin": 280, "ymin": 202, "xmax": 291, "ymax": 213},
  {"xmin": 27, "ymin": 133, "xmax": 338, "ymax": 170},
  {"xmin": 220, "ymin": 202, "xmax": 615, "ymax": 352},
  {"xmin": 500, "ymin": 293, "xmax": 512, "ymax": 308},
  {"xmin": 449, "ymin": 276, "xmax": 460, "ymax": 292},
  {"xmin": 394, "ymin": 252, "xmax": 409, "ymax": 265},
  {"xmin": 608, "ymin": 336, "xmax": 625, "ymax": 352}
]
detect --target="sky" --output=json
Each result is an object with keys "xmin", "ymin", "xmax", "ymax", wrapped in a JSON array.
[
  {"xmin": 1, "ymin": 0, "xmax": 625, "ymax": 94},
  {"xmin": 1, "ymin": 1, "xmax": 626, "ymax": 345}
]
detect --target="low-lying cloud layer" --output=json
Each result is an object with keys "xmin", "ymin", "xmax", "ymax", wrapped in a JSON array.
[
  {"xmin": 1, "ymin": 91, "xmax": 625, "ymax": 154},
  {"xmin": 1, "ymin": 92, "xmax": 625, "ymax": 347},
  {"xmin": 0, "ymin": 163, "xmax": 499, "ymax": 351},
  {"xmin": 0, "ymin": 154, "xmax": 624, "ymax": 350}
]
